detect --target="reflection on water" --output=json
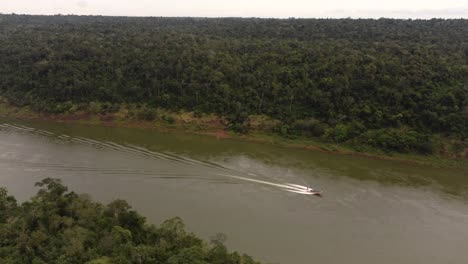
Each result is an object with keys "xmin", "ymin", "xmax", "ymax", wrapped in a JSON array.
[{"xmin": 1, "ymin": 118, "xmax": 468, "ymax": 264}]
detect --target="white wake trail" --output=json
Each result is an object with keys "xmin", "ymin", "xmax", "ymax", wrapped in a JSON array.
[
  {"xmin": 0, "ymin": 124, "xmax": 320, "ymax": 195},
  {"xmin": 13, "ymin": 124, "xmax": 36, "ymax": 131},
  {"xmin": 3, "ymin": 124, "xmax": 32, "ymax": 131},
  {"xmin": 36, "ymin": 129, "xmax": 54, "ymax": 136},
  {"xmin": 216, "ymin": 173, "xmax": 314, "ymax": 194}
]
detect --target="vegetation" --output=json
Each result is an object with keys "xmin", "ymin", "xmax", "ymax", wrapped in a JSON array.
[
  {"xmin": 0, "ymin": 178, "xmax": 260, "ymax": 264},
  {"xmin": 0, "ymin": 15, "xmax": 466, "ymax": 154}
]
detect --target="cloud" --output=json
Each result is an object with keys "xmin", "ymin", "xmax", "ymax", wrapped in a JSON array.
[
  {"xmin": 327, "ymin": 8, "xmax": 468, "ymax": 18},
  {"xmin": 0, "ymin": 0, "xmax": 466, "ymax": 18},
  {"xmin": 77, "ymin": 0, "xmax": 88, "ymax": 9}
]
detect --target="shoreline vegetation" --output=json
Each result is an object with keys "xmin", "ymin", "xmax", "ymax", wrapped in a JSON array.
[
  {"xmin": 0, "ymin": 178, "xmax": 260, "ymax": 264},
  {"xmin": 0, "ymin": 15, "xmax": 466, "ymax": 169},
  {"xmin": 1, "ymin": 102, "xmax": 466, "ymax": 170}
]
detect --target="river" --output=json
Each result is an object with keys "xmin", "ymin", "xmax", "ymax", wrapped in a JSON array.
[{"xmin": 0, "ymin": 117, "xmax": 467, "ymax": 264}]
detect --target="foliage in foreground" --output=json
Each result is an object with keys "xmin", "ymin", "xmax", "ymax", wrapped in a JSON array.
[{"xmin": 0, "ymin": 178, "xmax": 260, "ymax": 264}]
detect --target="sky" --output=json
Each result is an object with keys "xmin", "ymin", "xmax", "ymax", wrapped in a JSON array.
[{"xmin": 0, "ymin": 0, "xmax": 467, "ymax": 18}]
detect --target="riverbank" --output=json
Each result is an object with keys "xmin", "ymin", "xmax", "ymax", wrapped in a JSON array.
[{"xmin": 0, "ymin": 103, "xmax": 466, "ymax": 170}]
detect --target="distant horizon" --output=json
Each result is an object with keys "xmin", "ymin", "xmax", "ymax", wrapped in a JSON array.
[
  {"xmin": 1, "ymin": 0, "xmax": 467, "ymax": 19},
  {"xmin": 1, "ymin": 13, "xmax": 467, "ymax": 20}
]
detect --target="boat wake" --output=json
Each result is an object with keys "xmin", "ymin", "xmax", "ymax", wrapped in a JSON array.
[
  {"xmin": 216, "ymin": 174, "xmax": 320, "ymax": 195},
  {"xmin": 1, "ymin": 122, "xmax": 321, "ymax": 196}
]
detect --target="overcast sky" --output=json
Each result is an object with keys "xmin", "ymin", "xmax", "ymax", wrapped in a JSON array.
[{"xmin": 0, "ymin": 0, "xmax": 467, "ymax": 18}]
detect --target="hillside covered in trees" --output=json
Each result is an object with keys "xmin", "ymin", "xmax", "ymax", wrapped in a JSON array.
[
  {"xmin": 0, "ymin": 178, "xmax": 260, "ymax": 264},
  {"xmin": 0, "ymin": 15, "xmax": 466, "ymax": 154}
]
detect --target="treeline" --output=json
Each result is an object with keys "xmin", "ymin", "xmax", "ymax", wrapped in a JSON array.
[
  {"xmin": 0, "ymin": 178, "xmax": 260, "ymax": 264},
  {"xmin": 0, "ymin": 15, "xmax": 466, "ymax": 153}
]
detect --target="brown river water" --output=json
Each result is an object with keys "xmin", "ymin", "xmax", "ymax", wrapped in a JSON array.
[{"xmin": 0, "ymin": 117, "xmax": 467, "ymax": 264}]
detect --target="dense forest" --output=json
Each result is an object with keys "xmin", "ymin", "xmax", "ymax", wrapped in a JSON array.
[
  {"xmin": 0, "ymin": 15, "xmax": 466, "ymax": 154},
  {"xmin": 0, "ymin": 178, "xmax": 260, "ymax": 264}
]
